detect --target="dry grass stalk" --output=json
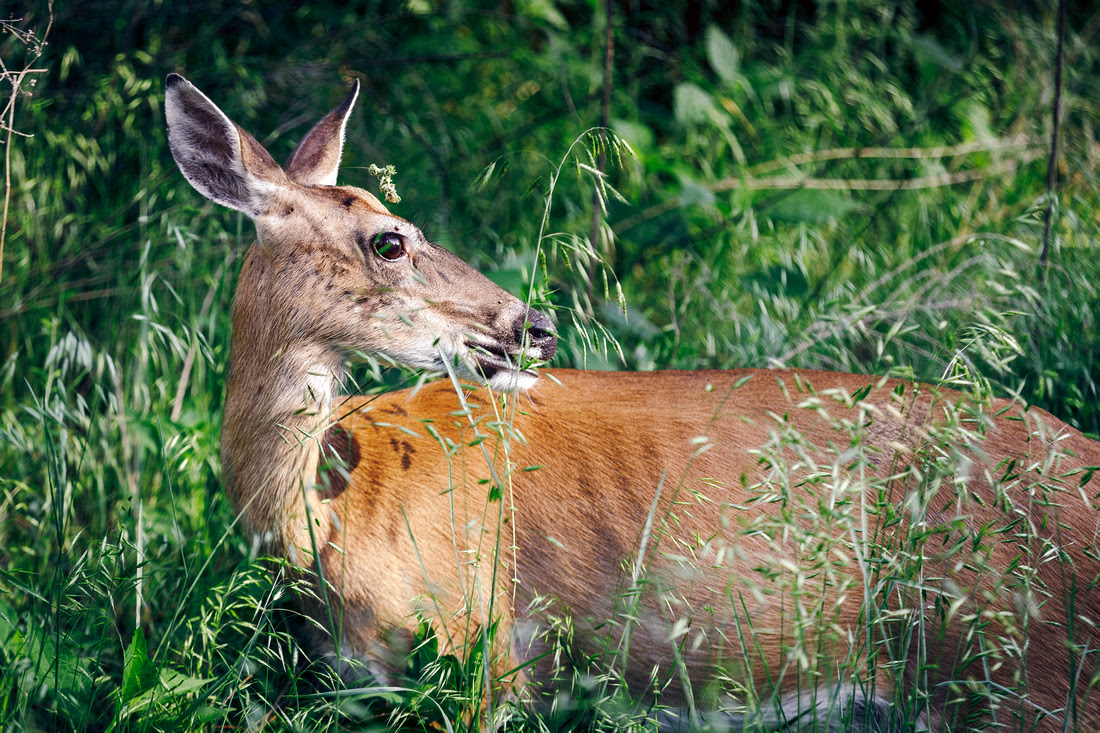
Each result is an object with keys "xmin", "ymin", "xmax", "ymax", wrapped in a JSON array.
[{"xmin": 0, "ymin": 2, "xmax": 52, "ymax": 283}]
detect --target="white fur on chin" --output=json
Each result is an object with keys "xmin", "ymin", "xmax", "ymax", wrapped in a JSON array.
[{"xmin": 485, "ymin": 369, "xmax": 538, "ymax": 393}]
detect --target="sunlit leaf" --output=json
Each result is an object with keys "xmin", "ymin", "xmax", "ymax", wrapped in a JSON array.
[
  {"xmin": 762, "ymin": 189, "xmax": 857, "ymax": 223},
  {"xmin": 706, "ymin": 26, "xmax": 740, "ymax": 86},
  {"xmin": 673, "ymin": 82, "xmax": 718, "ymax": 126},
  {"xmin": 120, "ymin": 628, "xmax": 157, "ymax": 705}
]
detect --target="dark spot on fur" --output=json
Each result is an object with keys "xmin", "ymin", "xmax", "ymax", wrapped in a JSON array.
[
  {"xmin": 390, "ymin": 405, "xmax": 407, "ymax": 417},
  {"xmin": 342, "ymin": 195, "xmax": 355, "ymax": 208},
  {"xmin": 579, "ymin": 474, "xmax": 598, "ymax": 499},
  {"xmin": 399, "ymin": 439, "xmax": 416, "ymax": 470},
  {"xmin": 389, "ymin": 437, "xmax": 400, "ymax": 453},
  {"xmin": 480, "ymin": 306, "xmax": 502, "ymax": 329},
  {"xmin": 317, "ymin": 426, "xmax": 361, "ymax": 499}
]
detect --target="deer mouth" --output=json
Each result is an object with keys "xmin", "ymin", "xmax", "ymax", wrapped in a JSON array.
[{"xmin": 465, "ymin": 340, "xmax": 538, "ymax": 383}]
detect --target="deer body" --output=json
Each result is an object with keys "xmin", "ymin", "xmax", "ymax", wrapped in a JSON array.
[{"xmin": 165, "ymin": 74, "xmax": 1100, "ymax": 731}]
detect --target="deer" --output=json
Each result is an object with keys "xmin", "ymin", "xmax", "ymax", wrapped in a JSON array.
[{"xmin": 164, "ymin": 72, "xmax": 1100, "ymax": 732}]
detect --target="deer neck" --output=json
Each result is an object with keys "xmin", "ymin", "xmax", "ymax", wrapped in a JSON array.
[{"xmin": 220, "ymin": 245, "xmax": 341, "ymax": 556}]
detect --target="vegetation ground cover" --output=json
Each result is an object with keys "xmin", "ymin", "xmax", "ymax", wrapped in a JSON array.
[{"xmin": 1, "ymin": 1, "xmax": 1099, "ymax": 729}]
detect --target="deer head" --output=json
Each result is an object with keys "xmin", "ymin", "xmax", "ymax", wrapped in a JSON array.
[{"xmin": 164, "ymin": 73, "xmax": 556, "ymax": 394}]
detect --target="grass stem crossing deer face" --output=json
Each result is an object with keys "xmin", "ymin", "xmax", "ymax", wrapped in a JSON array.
[{"xmin": 166, "ymin": 74, "xmax": 1100, "ymax": 732}]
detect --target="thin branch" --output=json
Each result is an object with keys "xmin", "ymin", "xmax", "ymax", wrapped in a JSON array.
[
  {"xmin": 349, "ymin": 50, "xmax": 510, "ymax": 67},
  {"xmin": 0, "ymin": 124, "xmax": 34, "ymax": 138},
  {"xmin": 724, "ymin": 152, "xmax": 1043, "ymax": 192},
  {"xmin": 613, "ymin": 140, "xmax": 1043, "ymax": 234},
  {"xmin": 0, "ymin": 6, "xmax": 52, "ymax": 284},
  {"xmin": 746, "ymin": 136, "xmax": 1038, "ymax": 177},
  {"xmin": 0, "ymin": 79, "xmax": 17, "ymax": 283},
  {"xmin": 0, "ymin": 67, "xmax": 48, "ymax": 76},
  {"xmin": 1038, "ymin": 0, "xmax": 1067, "ymax": 284}
]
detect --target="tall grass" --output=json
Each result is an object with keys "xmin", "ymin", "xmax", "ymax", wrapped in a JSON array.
[{"xmin": 1, "ymin": 1, "xmax": 1098, "ymax": 730}]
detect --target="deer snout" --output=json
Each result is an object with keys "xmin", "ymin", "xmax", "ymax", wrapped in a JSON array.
[{"xmin": 516, "ymin": 308, "xmax": 557, "ymax": 360}]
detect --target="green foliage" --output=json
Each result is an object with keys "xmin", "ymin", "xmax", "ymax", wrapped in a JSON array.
[{"xmin": 1, "ymin": 0, "xmax": 1098, "ymax": 730}]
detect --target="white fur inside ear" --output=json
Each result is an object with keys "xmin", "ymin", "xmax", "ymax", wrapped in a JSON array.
[
  {"xmin": 318, "ymin": 85, "xmax": 357, "ymax": 186},
  {"xmin": 315, "ymin": 166, "xmax": 339, "ymax": 188},
  {"xmin": 165, "ymin": 75, "xmax": 272, "ymax": 217},
  {"xmin": 284, "ymin": 79, "xmax": 360, "ymax": 187}
]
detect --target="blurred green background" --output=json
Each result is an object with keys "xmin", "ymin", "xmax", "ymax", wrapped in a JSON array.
[{"xmin": 1, "ymin": 0, "xmax": 1098, "ymax": 729}]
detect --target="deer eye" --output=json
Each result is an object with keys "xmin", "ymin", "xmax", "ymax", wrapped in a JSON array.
[{"xmin": 373, "ymin": 232, "xmax": 407, "ymax": 261}]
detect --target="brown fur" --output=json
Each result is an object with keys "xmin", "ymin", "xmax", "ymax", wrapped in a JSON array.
[
  {"xmin": 165, "ymin": 74, "xmax": 1100, "ymax": 730},
  {"xmin": 314, "ymin": 372, "xmax": 1100, "ymax": 730}
]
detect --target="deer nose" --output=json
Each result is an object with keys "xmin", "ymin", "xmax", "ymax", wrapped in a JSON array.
[{"xmin": 517, "ymin": 308, "xmax": 557, "ymax": 360}]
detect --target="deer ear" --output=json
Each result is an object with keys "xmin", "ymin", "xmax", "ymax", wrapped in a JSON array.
[
  {"xmin": 284, "ymin": 79, "xmax": 360, "ymax": 186},
  {"xmin": 165, "ymin": 73, "xmax": 287, "ymax": 217}
]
